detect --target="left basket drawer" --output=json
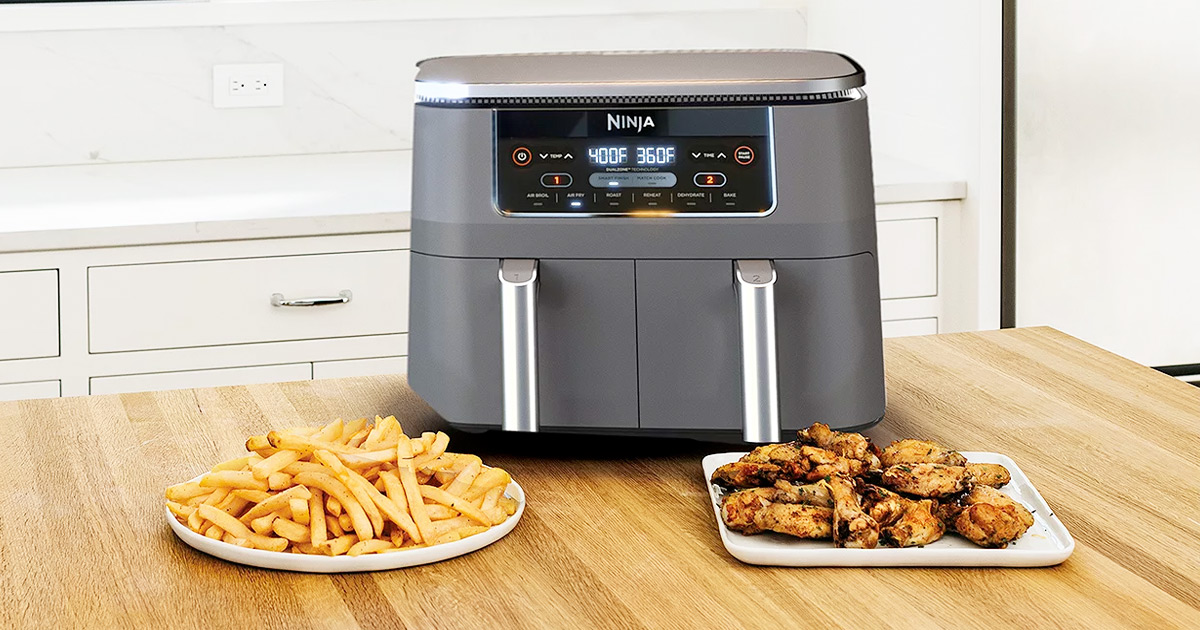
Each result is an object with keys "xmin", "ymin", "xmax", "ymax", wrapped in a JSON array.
[{"xmin": 0, "ymin": 269, "xmax": 59, "ymax": 361}]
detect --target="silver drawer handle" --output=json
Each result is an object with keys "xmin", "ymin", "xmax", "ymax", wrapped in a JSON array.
[
  {"xmin": 735, "ymin": 260, "xmax": 781, "ymax": 444},
  {"xmin": 499, "ymin": 259, "xmax": 540, "ymax": 433},
  {"xmin": 270, "ymin": 290, "xmax": 352, "ymax": 307}
]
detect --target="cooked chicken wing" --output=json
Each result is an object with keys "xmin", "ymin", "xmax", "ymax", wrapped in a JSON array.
[
  {"xmin": 879, "ymin": 463, "xmax": 973, "ymax": 498},
  {"xmin": 951, "ymin": 504, "xmax": 1027, "ymax": 548},
  {"xmin": 742, "ymin": 442, "xmax": 807, "ymax": 465},
  {"xmin": 827, "ymin": 475, "xmax": 879, "ymax": 549},
  {"xmin": 796, "ymin": 423, "xmax": 882, "ymax": 470},
  {"xmin": 861, "ymin": 485, "xmax": 946, "ymax": 547},
  {"xmin": 720, "ymin": 488, "xmax": 833, "ymax": 539},
  {"xmin": 965, "ymin": 463, "xmax": 1011, "ymax": 488},
  {"xmin": 964, "ymin": 485, "xmax": 1034, "ymax": 530},
  {"xmin": 711, "ymin": 445, "xmax": 866, "ymax": 489},
  {"xmin": 753, "ymin": 504, "xmax": 834, "ymax": 539},
  {"xmin": 710, "ymin": 461, "xmax": 810, "ymax": 489},
  {"xmin": 939, "ymin": 485, "xmax": 1034, "ymax": 548},
  {"xmin": 800, "ymin": 445, "xmax": 869, "ymax": 480},
  {"xmin": 720, "ymin": 487, "xmax": 777, "ymax": 532},
  {"xmin": 879, "ymin": 438, "xmax": 967, "ymax": 468},
  {"xmin": 772, "ymin": 479, "xmax": 833, "ymax": 508}
]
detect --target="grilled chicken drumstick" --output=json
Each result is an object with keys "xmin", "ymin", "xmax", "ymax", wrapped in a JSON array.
[
  {"xmin": 720, "ymin": 487, "xmax": 833, "ymax": 539},
  {"xmin": 879, "ymin": 438, "xmax": 968, "ymax": 468},
  {"xmin": 879, "ymin": 463, "xmax": 974, "ymax": 498},
  {"xmin": 860, "ymin": 485, "xmax": 946, "ymax": 547},
  {"xmin": 827, "ymin": 476, "xmax": 880, "ymax": 549},
  {"xmin": 711, "ymin": 445, "xmax": 868, "ymax": 489},
  {"xmin": 796, "ymin": 422, "xmax": 882, "ymax": 470}
]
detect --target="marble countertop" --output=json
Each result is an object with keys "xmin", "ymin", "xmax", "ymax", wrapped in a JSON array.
[{"xmin": 0, "ymin": 150, "xmax": 963, "ymax": 254}]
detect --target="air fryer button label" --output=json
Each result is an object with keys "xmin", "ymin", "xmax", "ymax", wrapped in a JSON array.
[{"xmin": 637, "ymin": 191, "xmax": 667, "ymax": 207}]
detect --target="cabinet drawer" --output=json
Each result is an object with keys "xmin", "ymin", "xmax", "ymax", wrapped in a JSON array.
[
  {"xmin": 877, "ymin": 218, "xmax": 937, "ymax": 300},
  {"xmin": 0, "ymin": 380, "xmax": 60, "ymax": 402},
  {"xmin": 882, "ymin": 317, "xmax": 938, "ymax": 338},
  {"xmin": 89, "ymin": 251, "xmax": 408, "ymax": 353},
  {"xmin": 0, "ymin": 269, "xmax": 59, "ymax": 361},
  {"xmin": 90, "ymin": 363, "xmax": 312, "ymax": 395},
  {"xmin": 313, "ymin": 356, "xmax": 408, "ymax": 380}
]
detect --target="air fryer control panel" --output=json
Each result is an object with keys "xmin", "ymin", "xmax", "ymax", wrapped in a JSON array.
[{"xmin": 495, "ymin": 107, "xmax": 775, "ymax": 216}]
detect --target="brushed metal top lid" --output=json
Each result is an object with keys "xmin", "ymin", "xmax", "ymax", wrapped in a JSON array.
[{"xmin": 414, "ymin": 50, "xmax": 863, "ymax": 102}]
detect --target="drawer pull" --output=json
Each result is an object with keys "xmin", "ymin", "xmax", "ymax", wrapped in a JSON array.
[{"xmin": 270, "ymin": 290, "xmax": 352, "ymax": 307}]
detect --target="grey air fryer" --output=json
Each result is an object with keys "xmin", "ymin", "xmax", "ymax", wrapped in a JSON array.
[{"xmin": 407, "ymin": 50, "xmax": 885, "ymax": 443}]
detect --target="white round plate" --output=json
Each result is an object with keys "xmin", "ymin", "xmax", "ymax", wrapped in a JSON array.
[{"xmin": 166, "ymin": 478, "xmax": 525, "ymax": 573}]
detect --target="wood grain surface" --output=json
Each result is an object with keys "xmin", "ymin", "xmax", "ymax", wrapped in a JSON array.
[{"xmin": 1, "ymin": 327, "xmax": 1198, "ymax": 629}]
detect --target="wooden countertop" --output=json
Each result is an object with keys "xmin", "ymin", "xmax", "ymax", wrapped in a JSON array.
[{"xmin": 2, "ymin": 327, "xmax": 1198, "ymax": 629}]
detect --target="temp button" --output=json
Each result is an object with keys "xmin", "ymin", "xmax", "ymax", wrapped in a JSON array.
[
  {"xmin": 694, "ymin": 172, "xmax": 727, "ymax": 187},
  {"xmin": 541, "ymin": 173, "xmax": 572, "ymax": 188}
]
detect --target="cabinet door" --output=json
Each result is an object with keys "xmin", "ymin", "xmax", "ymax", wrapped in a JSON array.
[
  {"xmin": 877, "ymin": 218, "xmax": 937, "ymax": 300},
  {"xmin": 0, "ymin": 270, "xmax": 59, "ymax": 361},
  {"xmin": 0, "ymin": 380, "xmax": 60, "ymax": 402},
  {"xmin": 90, "ymin": 363, "xmax": 311, "ymax": 395}
]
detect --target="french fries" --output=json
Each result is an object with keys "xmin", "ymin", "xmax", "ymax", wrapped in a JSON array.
[{"xmin": 165, "ymin": 416, "xmax": 516, "ymax": 557}]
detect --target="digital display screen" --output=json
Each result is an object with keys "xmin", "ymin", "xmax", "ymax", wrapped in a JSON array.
[
  {"xmin": 586, "ymin": 146, "xmax": 677, "ymax": 166},
  {"xmin": 495, "ymin": 107, "xmax": 773, "ymax": 216}
]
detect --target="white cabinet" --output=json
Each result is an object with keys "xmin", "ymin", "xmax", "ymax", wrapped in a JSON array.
[
  {"xmin": 0, "ymin": 380, "xmax": 60, "ymax": 401},
  {"xmin": 0, "ymin": 232, "xmax": 410, "ymax": 398},
  {"xmin": 877, "ymin": 218, "xmax": 937, "ymax": 300},
  {"xmin": 881, "ymin": 317, "xmax": 938, "ymax": 339},
  {"xmin": 89, "ymin": 251, "xmax": 408, "ymax": 353},
  {"xmin": 91, "ymin": 363, "xmax": 312, "ymax": 395},
  {"xmin": 0, "ymin": 269, "xmax": 58, "ymax": 361},
  {"xmin": 313, "ymin": 356, "xmax": 408, "ymax": 380}
]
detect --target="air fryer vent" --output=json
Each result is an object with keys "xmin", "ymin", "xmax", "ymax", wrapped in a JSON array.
[{"xmin": 417, "ymin": 89, "xmax": 860, "ymax": 108}]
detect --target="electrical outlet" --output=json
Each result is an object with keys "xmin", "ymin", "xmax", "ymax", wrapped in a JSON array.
[{"xmin": 213, "ymin": 63, "xmax": 284, "ymax": 109}]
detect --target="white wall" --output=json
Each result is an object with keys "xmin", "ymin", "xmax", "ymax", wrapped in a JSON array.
[
  {"xmin": 1016, "ymin": 1, "xmax": 1200, "ymax": 366},
  {"xmin": 0, "ymin": 6, "xmax": 807, "ymax": 169},
  {"xmin": 807, "ymin": 0, "xmax": 1002, "ymax": 331}
]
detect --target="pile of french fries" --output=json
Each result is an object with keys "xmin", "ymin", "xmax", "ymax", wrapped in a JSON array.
[{"xmin": 165, "ymin": 416, "xmax": 517, "ymax": 556}]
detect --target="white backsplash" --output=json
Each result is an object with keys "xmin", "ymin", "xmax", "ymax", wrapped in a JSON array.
[{"xmin": 0, "ymin": 9, "xmax": 807, "ymax": 169}]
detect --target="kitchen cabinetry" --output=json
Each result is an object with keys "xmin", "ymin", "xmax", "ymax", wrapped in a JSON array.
[
  {"xmin": 0, "ymin": 232, "xmax": 409, "ymax": 401},
  {"xmin": 0, "ymin": 151, "xmax": 963, "ymax": 402}
]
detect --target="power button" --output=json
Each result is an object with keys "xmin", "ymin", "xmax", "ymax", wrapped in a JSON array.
[{"xmin": 512, "ymin": 147, "xmax": 532, "ymax": 167}]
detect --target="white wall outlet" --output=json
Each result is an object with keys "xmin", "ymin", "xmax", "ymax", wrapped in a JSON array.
[{"xmin": 212, "ymin": 63, "xmax": 284, "ymax": 109}]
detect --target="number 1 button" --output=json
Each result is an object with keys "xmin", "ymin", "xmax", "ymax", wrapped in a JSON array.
[{"xmin": 540, "ymin": 173, "xmax": 572, "ymax": 188}]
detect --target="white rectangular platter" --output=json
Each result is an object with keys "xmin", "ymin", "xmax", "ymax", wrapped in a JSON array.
[{"xmin": 703, "ymin": 451, "xmax": 1074, "ymax": 567}]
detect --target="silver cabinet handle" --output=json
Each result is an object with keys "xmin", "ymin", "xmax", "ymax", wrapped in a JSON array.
[
  {"xmin": 270, "ymin": 290, "xmax": 352, "ymax": 307},
  {"xmin": 735, "ymin": 260, "xmax": 781, "ymax": 443},
  {"xmin": 499, "ymin": 259, "xmax": 539, "ymax": 433}
]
